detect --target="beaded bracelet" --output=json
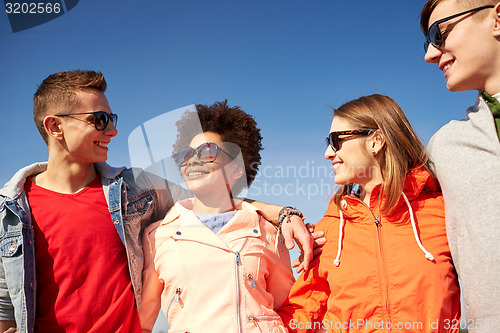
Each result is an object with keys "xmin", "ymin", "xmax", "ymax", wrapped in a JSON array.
[{"xmin": 278, "ymin": 206, "xmax": 305, "ymax": 228}]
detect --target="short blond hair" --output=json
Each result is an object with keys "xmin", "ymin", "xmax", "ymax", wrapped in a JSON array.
[{"xmin": 420, "ymin": 0, "xmax": 499, "ymax": 34}]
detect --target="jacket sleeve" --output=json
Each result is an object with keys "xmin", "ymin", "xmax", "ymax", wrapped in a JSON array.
[
  {"xmin": 277, "ymin": 255, "xmax": 330, "ymax": 333},
  {"xmin": 139, "ymin": 221, "xmax": 164, "ymax": 333},
  {"xmin": 0, "ymin": 256, "xmax": 15, "ymax": 323}
]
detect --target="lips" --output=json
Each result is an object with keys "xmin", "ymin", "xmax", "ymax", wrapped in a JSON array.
[
  {"xmin": 184, "ymin": 169, "xmax": 210, "ymax": 179},
  {"xmin": 95, "ymin": 141, "xmax": 109, "ymax": 148},
  {"xmin": 332, "ymin": 162, "xmax": 342, "ymax": 174},
  {"xmin": 439, "ymin": 60, "xmax": 453, "ymax": 73}
]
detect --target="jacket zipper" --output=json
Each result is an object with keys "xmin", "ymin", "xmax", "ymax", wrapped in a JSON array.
[
  {"xmin": 248, "ymin": 315, "xmax": 283, "ymax": 332},
  {"xmin": 247, "ymin": 274, "xmax": 272, "ymax": 304},
  {"xmin": 349, "ymin": 191, "xmax": 392, "ymax": 328},
  {"xmin": 374, "ymin": 218, "xmax": 391, "ymax": 329},
  {"xmin": 174, "ymin": 235, "xmax": 248, "ymax": 332},
  {"xmin": 234, "ymin": 238, "xmax": 248, "ymax": 333},
  {"xmin": 166, "ymin": 287, "xmax": 184, "ymax": 314}
]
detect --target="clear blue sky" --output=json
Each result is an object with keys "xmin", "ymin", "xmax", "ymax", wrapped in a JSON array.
[
  {"xmin": 2, "ymin": 0, "xmax": 477, "ymax": 222},
  {"xmin": 1, "ymin": 1, "xmax": 474, "ymax": 329}
]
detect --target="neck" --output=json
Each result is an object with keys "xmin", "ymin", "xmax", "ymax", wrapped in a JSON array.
[
  {"xmin": 192, "ymin": 190, "xmax": 236, "ymax": 214},
  {"xmin": 358, "ymin": 169, "xmax": 384, "ymax": 208},
  {"xmin": 33, "ymin": 154, "xmax": 97, "ymax": 194}
]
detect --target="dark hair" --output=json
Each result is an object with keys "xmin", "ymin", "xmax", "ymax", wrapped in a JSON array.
[
  {"xmin": 173, "ymin": 100, "xmax": 263, "ymax": 194},
  {"xmin": 34, "ymin": 70, "xmax": 107, "ymax": 144}
]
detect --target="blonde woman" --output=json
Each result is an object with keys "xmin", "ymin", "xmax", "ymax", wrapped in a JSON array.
[{"xmin": 278, "ymin": 94, "xmax": 460, "ymax": 333}]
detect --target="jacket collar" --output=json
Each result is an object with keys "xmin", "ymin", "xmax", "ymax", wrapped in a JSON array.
[
  {"xmin": 0, "ymin": 162, "xmax": 126, "ymax": 200},
  {"xmin": 330, "ymin": 166, "xmax": 440, "ymax": 220},
  {"xmin": 161, "ymin": 199, "xmax": 263, "ymax": 249}
]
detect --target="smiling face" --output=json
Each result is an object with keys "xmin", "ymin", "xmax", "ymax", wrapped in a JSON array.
[
  {"xmin": 324, "ymin": 116, "xmax": 382, "ymax": 188},
  {"xmin": 54, "ymin": 89, "xmax": 117, "ymax": 165},
  {"xmin": 424, "ymin": 0, "xmax": 500, "ymax": 93},
  {"xmin": 180, "ymin": 132, "xmax": 243, "ymax": 197}
]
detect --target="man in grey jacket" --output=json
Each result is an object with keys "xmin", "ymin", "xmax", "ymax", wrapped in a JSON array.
[
  {"xmin": 0, "ymin": 70, "xmax": 314, "ymax": 332},
  {"xmin": 421, "ymin": 1, "xmax": 500, "ymax": 331}
]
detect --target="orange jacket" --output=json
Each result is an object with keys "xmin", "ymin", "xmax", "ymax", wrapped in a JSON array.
[{"xmin": 278, "ymin": 168, "xmax": 460, "ymax": 333}]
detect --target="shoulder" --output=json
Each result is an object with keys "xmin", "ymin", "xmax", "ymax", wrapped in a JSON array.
[
  {"xmin": 0, "ymin": 162, "xmax": 47, "ymax": 200},
  {"xmin": 315, "ymin": 196, "xmax": 341, "ymax": 235}
]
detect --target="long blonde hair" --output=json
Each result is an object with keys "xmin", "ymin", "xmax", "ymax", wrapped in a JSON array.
[{"xmin": 333, "ymin": 94, "xmax": 434, "ymax": 213}]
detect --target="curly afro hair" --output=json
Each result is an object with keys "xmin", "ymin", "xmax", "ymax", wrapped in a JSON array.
[{"xmin": 173, "ymin": 100, "xmax": 263, "ymax": 195}]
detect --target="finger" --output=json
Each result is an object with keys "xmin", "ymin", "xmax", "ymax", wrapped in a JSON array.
[
  {"xmin": 310, "ymin": 230, "xmax": 325, "ymax": 243},
  {"xmin": 281, "ymin": 223, "xmax": 296, "ymax": 250},
  {"xmin": 295, "ymin": 262, "xmax": 305, "ymax": 274},
  {"xmin": 312, "ymin": 246, "xmax": 323, "ymax": 258},
  {"xmin": 305, "ymin": 222, "xmax": 317, "ymax": 232}
]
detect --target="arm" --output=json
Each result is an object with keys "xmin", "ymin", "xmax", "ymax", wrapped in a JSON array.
[
  {"xmin": 265, "ymin": 231, "xmax": 295, "ymax": 309},
  {"xmin": 245, "ymin": 200, "xmax": 315, "ymax": 272},
  {"xmin": 0, "ymin": 323, "xmax": 16, "ymax": 333},
  {"xmin": 277, "ymin": 258, "xmax": 330, "ymax": 333},
  {"xmin": 139, "ymin": 223, "xmax": 163, "ymax": 333},
  {"xmin": 0, "ymin": 258, "xmax": 16, "ymax": 333}
]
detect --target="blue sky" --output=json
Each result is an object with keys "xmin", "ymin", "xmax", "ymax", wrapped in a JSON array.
[
  {"xmin": 1, "ymin": 0, "xmax": 475, "ymax": 329},
  {"xmin": 0, "ymin": 0, "xmax": 478, "ymax": 253},
  {"xmin": 2, "ymin": 0, "xmax": 477, "ymax": 223}
]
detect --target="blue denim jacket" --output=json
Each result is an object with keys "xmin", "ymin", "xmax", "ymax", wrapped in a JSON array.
[{"xmin": 0, "ymin": 162, "xmax": 188, "ymax": 333}]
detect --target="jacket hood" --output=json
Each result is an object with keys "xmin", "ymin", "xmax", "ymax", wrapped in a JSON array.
[{"xmin": 326, "ymin": 166, "xmax": 439, "ymax": 220}]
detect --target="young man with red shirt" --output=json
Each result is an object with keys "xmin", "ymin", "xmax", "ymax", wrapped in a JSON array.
[{"xmin": 0, "ymin": 70, "xmax": 314, "ymax": 332}]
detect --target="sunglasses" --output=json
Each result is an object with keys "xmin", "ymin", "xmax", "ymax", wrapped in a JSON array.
[
  {"xmin": 175, "ymin": 142, "xmax": 235, "ymax": 166},
  {"xmin": 53, "ymin": 111, "xmax": 118, "ymax": 131},
  {"xmin": 424, "ymin": 5, "xmax": 494, "ymax": 52},
  {"xmin": 326, "ymin": 129, "xmax": 374, "ymax": 152}
]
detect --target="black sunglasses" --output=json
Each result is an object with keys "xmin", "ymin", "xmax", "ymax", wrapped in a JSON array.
[
  {"xmin": 53, "ymin": 111, "xmax": 118, "ymax": 131},
  {"xmin": 424, "ymin": 5, "xmax": 494, "ymax": 52},
  {"xmin": 175, "ymin": 142, "xmax": 235, "ymax": 166},
  {"xmin": 326, "ymin": 129, "xmax": 374, "ymax": 152}
]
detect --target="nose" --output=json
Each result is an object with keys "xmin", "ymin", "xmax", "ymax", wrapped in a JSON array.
[
  {"xmin": 324, "ymin": 145, "xmax": 335, "ymax": 160},
  {"xmin": 186, "ymin": 152, "xmax": 203, "ymax": 166},
  {"xmin": 424, "ymin": 43, "xmax": 441, "ymax": 63},
  {"xmin": 104, "ymin": 121, "xmax": 118, "ymax": 137}
]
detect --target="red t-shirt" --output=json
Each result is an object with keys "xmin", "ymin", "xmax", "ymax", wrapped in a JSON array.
[{"xmin": 25, "ymin": 176, "xmax": 141, "ymax": 333}]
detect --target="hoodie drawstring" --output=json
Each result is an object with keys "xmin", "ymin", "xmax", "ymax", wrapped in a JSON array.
[
  {"xmin": 333, "ymin": 193, "xmax": 435, "ymax": 267},
  {"xmin": 333, "ymin": 210, "xmax": 344, "ymax": 267},
  {"xmin": 402, "ymin": 192, "xmax": 435, "ymax": 261}
]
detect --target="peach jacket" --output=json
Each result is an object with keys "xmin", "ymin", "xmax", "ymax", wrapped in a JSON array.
[{"xmin": 140, "ymin": 199, "xmax": 294, "ymax": 333}]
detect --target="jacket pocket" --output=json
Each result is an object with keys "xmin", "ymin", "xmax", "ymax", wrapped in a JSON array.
[
  {"xmin": 0, "ymin": 235, "xmax": 22, "ymax": 257},
  {"xmin": 123, "ymin": 190, "xmax": 155, "ymax": 219},
  {"xmin": 248, "ymin": 315, "xmax": 288, "ymax": 333},
  {"xmin": 166, "ymin": 287, "xmax": 185, "ymax": 316},
  {"xmin": 247, "ymin": 273, "xmax": 272, "ymax": 305}
]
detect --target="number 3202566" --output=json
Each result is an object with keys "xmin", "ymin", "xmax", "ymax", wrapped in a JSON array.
[{"xmin": 5, "ymin": 2, "xmax": 61, "ymax": 14}]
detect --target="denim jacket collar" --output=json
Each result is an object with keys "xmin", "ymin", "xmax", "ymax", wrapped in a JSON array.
[{"xmin": 0, "ymin": 162, "xmax": 126, "ymax": 200}]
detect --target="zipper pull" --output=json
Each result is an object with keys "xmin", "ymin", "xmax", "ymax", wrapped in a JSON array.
[
  {"xmin": 247, "ymin": 274, "xmax": 256, "ymax": 287},
  {"xmin": 374, "ymin": 219, "xmax": 380, "ymax": 226},
  {"xmin": 248, "ymin": 316, "xmax": 257, "ymax": 326},
  {"xmin": 235, "ymin": 251, "xmax": 242, "ymax": 265},
  {"xmin": 174, "ymin": 288, "xmax": 184, "ymax": 308}
]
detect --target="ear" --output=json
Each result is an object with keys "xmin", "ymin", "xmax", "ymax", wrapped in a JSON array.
[
  {"xmin": 231, "ymin": 165, "xmax": 245, "ymax": 181},
  {"xmin": 493, "ymin": 3, "xmax": 500, "ymax": 37},
  {"xmin": 42, "ymin": 116, "xmax": 64, "ymax": 142},
  {"xmin": 367, "ymin": 130, "xmax": 385, "ymax": 155}
]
